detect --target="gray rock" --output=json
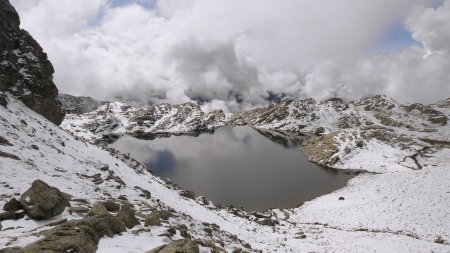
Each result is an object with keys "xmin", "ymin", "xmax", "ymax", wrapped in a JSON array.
[
  {"xmin": 256, "ymin": 218, "xmax": 278, "ymax": 226},
  {"xmin": 3, "ymin": 198, "xmax": 22, "ymax": 212},
  {"xmin": 144, "ymin": 212, "xmax": 161, "ymax": 227},
  {"xmin": 0, "ymin": 211, "xmax": 24, "ymax": 221},
  {"xmin": 23, "ymin": 213, "xmax": 125, "ymax": 253},
  {"xmin": 117, "ymin": 203, "xmax": 139, "ymax": 229},
  {"xmin": 0, "ymin": 151, "xmax": 20, "ymax": 160},
  {"xmin": 68, "ymin": 206, "xmax": 89, "ymax": 215},
  {"xmin": 0, "ymin": 136, "xmax": 11, "ymax": 146},
  {"xmin": 180, "ymin": 190, "xmax": 195, "ymax": 199},
  {"xmin": 0, "ymin": 247, "xmax": 24, "ymax": 253},
  {"xmin": 158, "ymin": 210, "xmax": 173, "ymax": 220},
  {"xmin": 0, "ymin": 93, "xmax": 7, "ymax": 108},
  {"xmin": 20, "ymin": 180, "xmax": 70, "ymax": 220},
  {"xmin": 103, "ymin": 200, "xmax": 120, "ymax": 212},
  {"xmin": 314, "ymin": 127, "xmax": 325, "ymax": 136},
  {"xmin": 87, "ymin": 202, "xmax": 109, "ymax": 217},
  {"xmin": 146, "ymin": 239, "xmax": 199, "ymax": 253},
  {"xmin": 176, "ymin": 224, "xmax": 190, "ymax": 238}
]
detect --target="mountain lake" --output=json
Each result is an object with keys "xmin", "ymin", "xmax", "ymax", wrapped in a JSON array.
[{"xmin": 110, "ymin": 126, "xmax": 355, "ymax": 211}]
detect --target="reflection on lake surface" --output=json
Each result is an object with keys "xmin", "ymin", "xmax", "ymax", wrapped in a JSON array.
[{"xmin": 110, "ymin": 126, "xmax": 354, "ymax": 211}]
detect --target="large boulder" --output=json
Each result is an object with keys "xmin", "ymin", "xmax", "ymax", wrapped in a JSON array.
[
  {"xmin": 144, "ymin": 212, "xmax": 162, "ymax": 227},
  {"xmin": 146, "ymin": 239, "xmax": 199, "ymax": 253},
  {"xmin": 117, "ymin": 203, "xmax": 139, "ymax": 229},
  {"xmin": 1, "ymin": 213, "xmax": 126, "ymax": 253},
  {"xmin": 0, "ymin": 0, "xmax": 65, "ymax": 125},
  {"xmin": 87, "ymin": 202, "xmax": 109, "ymax": 217},
  {"xmin": 20, "ymin": 180, "xmax": 70, "ymax": 220}
]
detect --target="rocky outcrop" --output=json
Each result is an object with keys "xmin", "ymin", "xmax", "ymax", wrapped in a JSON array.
[
  {"xmin": 302, "ymin": 132, "xmax": 341, "ymax": 166},
  {"xmin": 0, "ymin": 0, "xmax": 65, "ymax": 125},
  {"xmin": 2, "ymin": 213, "xmax": 126, "ymax": 253}
]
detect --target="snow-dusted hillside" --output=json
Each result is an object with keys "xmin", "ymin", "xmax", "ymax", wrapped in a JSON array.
[
  {"xmin": 62, "ymin": 101, "xmax": 227, "ymax": 145},
  {"xmin": 63, "ymin": 94, "xmax": 450, "ymax": 174},
  {"xmin": 1, "ymin": 94, "xmax": 450, "ymax": 252},
  {"xmin": 1, "ymin": 0, "xmax": 450, "ymax": 250},
  {"xmin": 232, "ymin": 95, "xmax": 450, "ymax": 173}
]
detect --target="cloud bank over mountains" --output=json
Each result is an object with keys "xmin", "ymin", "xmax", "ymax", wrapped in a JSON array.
[{"xmin": 11, "ymin": 0, "xmax": 450, "ymax": 111}]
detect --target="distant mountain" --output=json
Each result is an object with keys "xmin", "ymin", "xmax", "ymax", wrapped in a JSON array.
[
  {"xmin": 63, "ymin": 94, "xmax": 450, "ymax": 173},
  {"xmin": 62, "ymin": 101, "xmax": 227, "ymax": 144},
  {"xmin": 57, "ymin": 94, "xmax": 106, "ymax": 114}
]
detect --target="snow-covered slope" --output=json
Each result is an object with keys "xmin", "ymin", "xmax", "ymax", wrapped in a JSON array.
[
  {"xmin": 62, "ymin": 101, "xmax": 227, "ymax": 145},
  {"xmin": 231, "ymin": 95, "xmax": 450, "ymax": 173},
  {"xmin": 2, "ymin": 94, "xmax": 450, "ymax": 252}
]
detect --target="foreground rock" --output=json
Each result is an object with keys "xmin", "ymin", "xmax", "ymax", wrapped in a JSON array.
[
  {"xmin": 1, "ymin": 213, "xmax": 125, "ymax": 253},
  {"xmin": 146, "ymin": 239, "xmax": 199, "ymax": 253},
  {"xmin": 20, "ymin": 180, "xmax": 70, "ymax": 220},
  {"xmin": 0, "ymin": 0, "xmax": 65, "ymax": 125},
  {"xmin": 116, "ymin": 202, "xmax": 139, "ymax": 229}
]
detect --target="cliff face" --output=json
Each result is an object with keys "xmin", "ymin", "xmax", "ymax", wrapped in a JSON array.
[{"xmin": 0, "ymin": 0, "xmax": 65, "ymax": 125}]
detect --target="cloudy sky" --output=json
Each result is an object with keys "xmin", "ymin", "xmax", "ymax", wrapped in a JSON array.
[{"xmin": 10, "ymin": 0, "xmax": 450, "ymax": 111}]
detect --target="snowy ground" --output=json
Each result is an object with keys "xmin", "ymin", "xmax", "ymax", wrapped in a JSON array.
[{"xmin": 1, "ymin": 95, "xmax": 449, "ymax": 252}]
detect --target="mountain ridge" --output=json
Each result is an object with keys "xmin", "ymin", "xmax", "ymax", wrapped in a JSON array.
[
  {"xmin": 1, "ymin": 0, "xmax": 450, "ymax": 251},
  {"xmin": 62, "ymin": 94, "xmax": 450, "ymax": 173}
]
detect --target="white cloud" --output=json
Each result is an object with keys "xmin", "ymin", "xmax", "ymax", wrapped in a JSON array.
[{"xmin": 9, "ymin": 0, "xmax": 450, "ymax": 109}]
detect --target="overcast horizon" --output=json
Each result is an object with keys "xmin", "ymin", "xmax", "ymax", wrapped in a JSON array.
[{"xmin": 10, "ymin": 0, "xmax": 450, "ymax": 112}]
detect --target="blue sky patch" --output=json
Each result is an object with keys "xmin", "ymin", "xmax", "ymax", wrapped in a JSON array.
[{"xmin": 369, "ymin": 24, "xmax": 419, "ymax": 54}]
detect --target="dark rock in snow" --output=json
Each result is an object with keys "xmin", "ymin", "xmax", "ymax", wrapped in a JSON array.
[
  {"xmin": 103, "ymin": 200, "xmax": 120, "ymax": 212},
  {"xmin": 0, "ymin": 93, "xmax": 7, "ymax": 108},
  {"xmin": 0, "ymin": 136, "xmax": 12, "ymax": 146},
  {"xmin": 144, "ymin": 212, "xmax": 162, "ymax": 227},
  {"xmin": 314, "ymin": 127, "xmax": 325, "ymax": 136},
  {"xmin": 146, "ymin": 239, "xmax": 199, "ymax": 253},
  {"xmin": 117, "ymin": 202, "xmax": 139, "ymax": 229},
  {"xmin": 180, "ymin": 190, "xmax": 195, "ymax": 199},
  {"xmin": 3, "ymin": 198, "xmax": 22, "ymax": 212},
  {"xmin": 20, "ymin": 180, "xmax": 70, "ymax": 220},
  {"xmin": 0, "ymin": 247, "xmax": 24, "ymax": 253},
  {"xmin": 68, "ymin": 206, "xmax": 89, "ymax": 215},
  {"xmin": 158, "ymin": 210, "xmax": 173, "ymax": 220},
  {"xmin": 0, "ymin": 210, "xmax": 24, "ymax": 221},
  {"xmin": 18, "ymin": 213, "xmax": 125, "ymax": 253},
  {"xmin": 87, "ymin": 202, "xmax": 109, "ymax": 217},
  {"xmin": 0, "ymin": 150, "xmax": 20, "ymax": 160}
]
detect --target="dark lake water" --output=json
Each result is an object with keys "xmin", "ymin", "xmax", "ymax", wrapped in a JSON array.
[{"xmin": 110, "ymin": 126, "xmax": 354, "ymax": 211}]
